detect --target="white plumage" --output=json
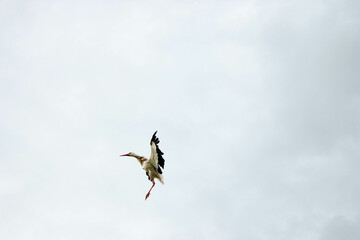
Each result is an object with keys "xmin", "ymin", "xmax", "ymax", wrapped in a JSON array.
[{"xmin": 120, "ymin": 131, "xmax": 165, "ymax": 200}]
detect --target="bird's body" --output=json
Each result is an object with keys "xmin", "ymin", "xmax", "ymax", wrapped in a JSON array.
[{"xmin": 120, "ymin": 131, "xmax": 165, "ymax": 200}]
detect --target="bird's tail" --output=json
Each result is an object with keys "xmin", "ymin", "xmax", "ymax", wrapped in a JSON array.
[{"xmin": 157, "ymin": 175, "xmax": 164, "ymax": 184}]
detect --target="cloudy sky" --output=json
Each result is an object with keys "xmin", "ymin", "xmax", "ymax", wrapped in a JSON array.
[{"xmin": 1, "ymin": 0, "xmax": 359, "ymax": 239}]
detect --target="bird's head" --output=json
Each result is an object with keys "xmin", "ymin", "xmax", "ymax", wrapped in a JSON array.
[{"xmin": 120, "ymin": 152, "xmax": 134, "ymax": 157}]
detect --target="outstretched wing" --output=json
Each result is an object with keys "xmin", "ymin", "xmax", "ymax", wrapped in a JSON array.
[{"xmin": 149, "ymin": 131, "xmax": 165, "ymax": 174}]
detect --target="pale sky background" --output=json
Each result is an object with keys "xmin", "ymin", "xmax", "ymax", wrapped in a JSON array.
[{"xmin": 1, "ymin": 0, "xmax": 360, "ymax": 239}]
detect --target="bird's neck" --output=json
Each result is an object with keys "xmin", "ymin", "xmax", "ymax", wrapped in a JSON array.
[{"xmin": 131, "ymin": 154, "xmax": 148, "ymax": 166}]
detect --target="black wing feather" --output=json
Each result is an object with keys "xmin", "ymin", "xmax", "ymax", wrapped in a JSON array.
[{"xmin": 150, "ymin": 131, "xmax": 165, "ymax": 170}]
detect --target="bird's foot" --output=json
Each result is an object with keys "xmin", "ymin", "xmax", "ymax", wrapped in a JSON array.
[{"xmin": 145, "ymin": 193, "xmax": 150, "ymax": 200}]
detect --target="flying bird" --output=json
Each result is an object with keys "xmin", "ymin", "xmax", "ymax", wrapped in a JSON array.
[{"xmin": 120, "ymin": 131, "xmax": 165, "ymax": 200}]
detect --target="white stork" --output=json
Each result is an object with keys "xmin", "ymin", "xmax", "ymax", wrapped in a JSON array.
[{"xmin": 120, "ymin": 131, "xmax": 165, "ymax": 200}]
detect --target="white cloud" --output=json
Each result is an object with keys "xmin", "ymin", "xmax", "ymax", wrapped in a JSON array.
[{"xmin": 1, "ymin": 0, "xmax": 359, "ymax": 239}]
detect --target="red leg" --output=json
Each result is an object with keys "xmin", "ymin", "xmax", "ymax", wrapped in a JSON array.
[{"xmin": 145, "ymin": 180, "xmax": 155, "ymax": 200}]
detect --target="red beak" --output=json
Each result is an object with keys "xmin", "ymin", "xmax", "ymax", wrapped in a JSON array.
[{"xmin": 120, "ymin": 153, "xmax": 129, "ymax": 157}]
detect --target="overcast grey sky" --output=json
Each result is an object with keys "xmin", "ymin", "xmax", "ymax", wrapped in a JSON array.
[{"xmin": 1, "ymin": 0, "xmax": 359, "ymax": 239}]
